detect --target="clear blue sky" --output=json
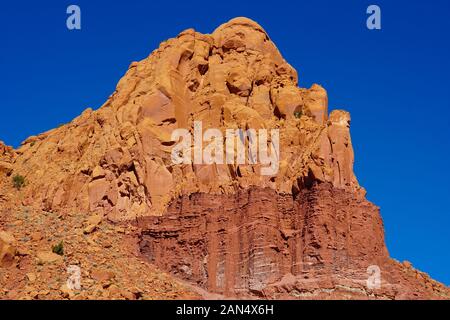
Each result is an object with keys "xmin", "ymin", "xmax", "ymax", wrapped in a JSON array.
[{"xmin": 1, "ymin": 1, "xmax": 449, "ymax": 285}]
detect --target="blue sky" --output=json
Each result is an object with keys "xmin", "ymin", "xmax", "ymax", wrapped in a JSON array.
[{"xmin": 1, "ymin": 1, "xmax": 449, "ymax": 285}]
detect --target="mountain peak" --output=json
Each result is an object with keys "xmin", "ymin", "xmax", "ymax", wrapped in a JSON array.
[
  {"xmin": 2, "ymin": 18, "xmax": 354, "ymax": 220},
  {"xmin": 1, "ymin": 19, "xmax": 448, "ymax": 299}
]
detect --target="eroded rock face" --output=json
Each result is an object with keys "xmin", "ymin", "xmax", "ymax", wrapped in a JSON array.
[
  {"xmin": 0, "ymin": 17, "xmax": 448, "ymax": 299},
  {"xmin": 0, "ymin": 141, "xmax": 14, "ymax": 177},
  {"xmin": 138, "ymin": 185, "xmax": 448, "ymax": 299},
  {"xmin": 3, "ymin": 17, "xmax": 358, "ymax": 221},
  {"xmin": 138, "ymin": 184, "xmax": 387, "ymax": 296},
  {"xmin": 0, "ymin": 231, "xmax": 17, "ymax": 268}
]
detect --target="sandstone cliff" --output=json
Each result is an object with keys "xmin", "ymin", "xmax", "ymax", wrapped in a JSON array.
[
  {"xmin": 0, "ymin": 17, "xmax": 448, "ymax": 299},
  {"xmin": 1, "ymin": 17, "xmax": 359, "ymax": 220}
]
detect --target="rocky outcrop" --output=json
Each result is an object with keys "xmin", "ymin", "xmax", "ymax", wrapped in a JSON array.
[
  {"xmin": 0, "ymin": 141, "xmax": 15, "ymax": 205},
  {"xmin": 139, "ymin": 184, "xmax": 386, "ymax": 295},
  {"xmin": 0, "ymin": 17, "xmax": 448, "ymax": 299},
  {"xmin": 0, "ymin": 231, "xmax": 17, "ymax": 268},
  {"xmin": 3, "ymin": 17, "xmax": 358, "ymax": 221},
  {"xmin": 0, "ymin": 141, "xmax": 14, "ymax": 177},
  {"xmin": 138, "ymin": 184, "xmax": 448, "ymax": 299}
]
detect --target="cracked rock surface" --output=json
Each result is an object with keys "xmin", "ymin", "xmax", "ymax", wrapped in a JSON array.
[{"xmin": 0, "ymin": 17, "xmax": 448, "ymax": 299}]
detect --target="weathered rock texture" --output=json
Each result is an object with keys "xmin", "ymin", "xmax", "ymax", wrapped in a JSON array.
[
  {"xmin": 139, "ymin": 184, "xmax": 387, "ymax": 296},
  {"xmin": 0, "ymin": 18, "xmax": 448, "ymax": 299},
  {"xmin": 138, "ymin": 185, "xmax": 448, "ymax": 299},
  {"xmin": 1, "ymin": 18, "xmax": 360, "ymax": 221}
]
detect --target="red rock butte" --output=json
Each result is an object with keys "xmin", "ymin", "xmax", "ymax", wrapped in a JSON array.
[{"xmin": 0, "ymin": 17, "xmax": 448, "ymax": 299}]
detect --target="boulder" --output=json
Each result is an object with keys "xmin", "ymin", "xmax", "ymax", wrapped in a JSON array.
[
  {"xmin": 36, "ymin": 251, "xmax": 64, "ymax": 265},
  {"xmin": 0, "ymin": 231, "xmax": 17, "ymax": 267}
]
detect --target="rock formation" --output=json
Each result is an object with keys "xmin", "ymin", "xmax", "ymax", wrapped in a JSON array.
[
  {"xmin": 2, "ymin": 17, "xmax": 360, "ymax": 221},
  {"xmin": 139, "ymin": 184, "xmax": 388, "ymax": 297},
  {"xmin": 0, "ymin": 17, "xmax": 448, "ymax": 299}
]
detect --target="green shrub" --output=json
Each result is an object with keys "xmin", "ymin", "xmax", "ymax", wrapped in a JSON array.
[
  {"xmin": 294, "ymin": 111, "xmax": 302, "ymax": 119},
  {"xmin": 52, "ymin": 241, "xmax": 64, "ymax": 256},
  {"xmin": 12, "ymin": 174, "xmax": 25, "ymax": 190}
]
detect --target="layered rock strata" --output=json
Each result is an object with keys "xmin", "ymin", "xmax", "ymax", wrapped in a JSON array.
[
  {"xmin": 139, "ymin": 184, "xmax": 387, "ymax": 295},
  {"xmin": 0, "ymin": 17, "xmax": 448, "ymax": 299}
]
